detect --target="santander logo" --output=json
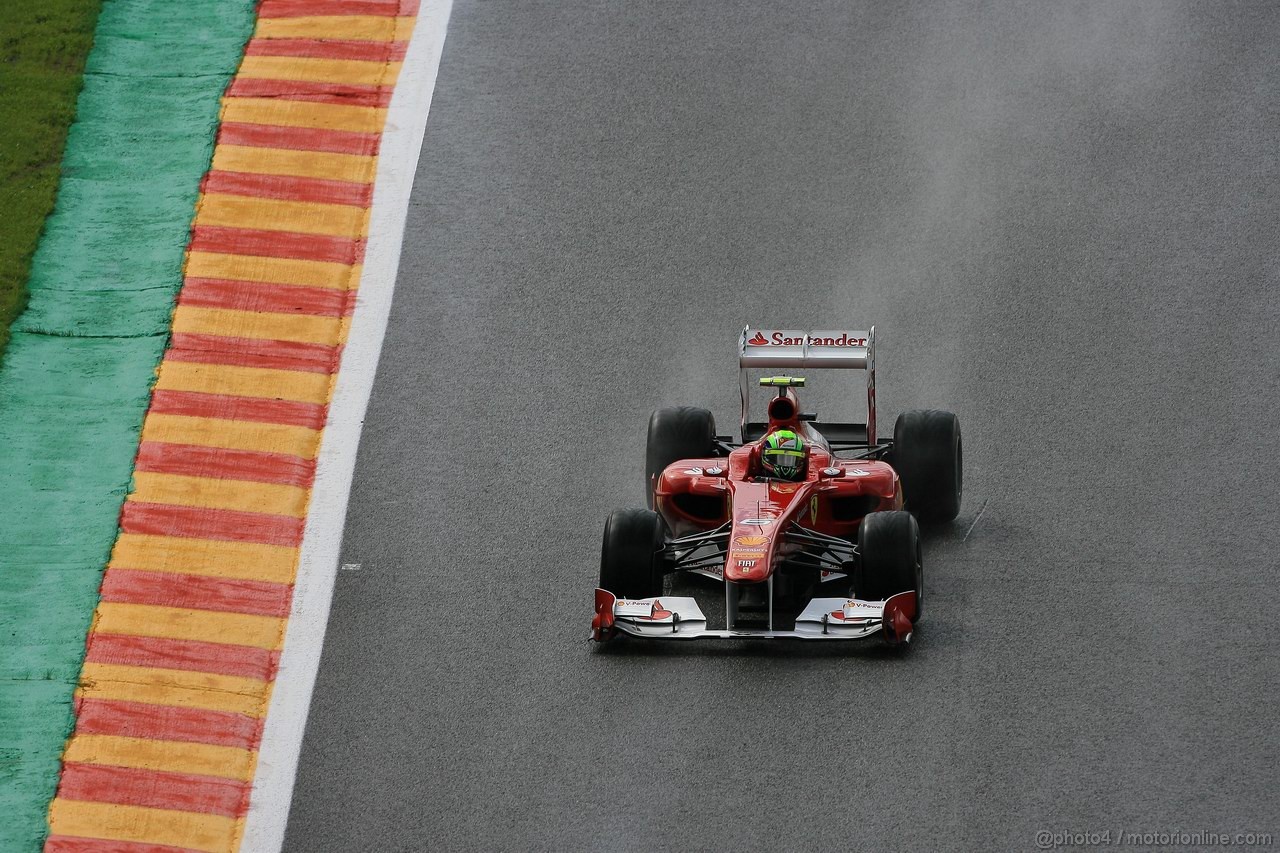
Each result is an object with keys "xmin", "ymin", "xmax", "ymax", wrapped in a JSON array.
[{"xmin": 746, "ymin": 331, "xmax": 867, "ymax": 347}]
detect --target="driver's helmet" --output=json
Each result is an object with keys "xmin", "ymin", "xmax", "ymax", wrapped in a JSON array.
[{"xmin": 761, "ymin": 429, "xmax": 807, "ymax": 480}]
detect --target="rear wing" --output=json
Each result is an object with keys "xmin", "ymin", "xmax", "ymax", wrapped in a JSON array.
[{"xmin": 737, "ymin": 327, "xmax": 877, "ymax": 445}]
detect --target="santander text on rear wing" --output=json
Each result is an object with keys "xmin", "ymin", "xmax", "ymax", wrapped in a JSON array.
[
  {"xmin": 740, "ymin": 328, "xmax": 871, "ymax": 368},
  {"xmin": 737, "ymin": 326, "xmax": 877, "ymax": 444}
]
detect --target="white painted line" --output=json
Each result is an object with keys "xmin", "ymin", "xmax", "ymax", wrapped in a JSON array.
[
  {"xmin": 962, "ymin": 498, "xmax": 989, "ymax": 542},
  {"xmin": 240, "ymin": 2, "xmax": 454, "ymax": 850}
]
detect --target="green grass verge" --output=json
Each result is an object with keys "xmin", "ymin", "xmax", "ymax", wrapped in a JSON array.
[{"xmin": 0, "ymin": 0, "xmax": 103, "ymax": 357}]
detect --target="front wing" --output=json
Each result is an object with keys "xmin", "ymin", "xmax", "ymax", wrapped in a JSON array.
[{"xmin": 591, "ymin": 588, "xmax": 917, "ymax": 645}]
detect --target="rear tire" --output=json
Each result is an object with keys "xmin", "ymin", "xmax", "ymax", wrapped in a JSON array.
[
  {"xmin": 599, "ymin": 509, "xmax": 669, "ymax": 599},
  {"xmin": 855, "ymin": 511, "xmax": 922, "ymax": 616},
  {"xmin": 892, "ymin": 409, "xmax": 962, "ymax": 522},
  {"xmin": 645, "ymin": 406, "xmax": 717, "ymax": 509}
]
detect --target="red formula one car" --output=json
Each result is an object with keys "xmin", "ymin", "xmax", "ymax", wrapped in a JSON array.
[{"xmin": 592, "ymin": 327, "xmax": 962, "ymax": 646}]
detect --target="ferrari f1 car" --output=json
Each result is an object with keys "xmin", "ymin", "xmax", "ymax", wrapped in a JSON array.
[{"xmin": 592, "ymin": 326, "xmax": 962, "ymax": 646}]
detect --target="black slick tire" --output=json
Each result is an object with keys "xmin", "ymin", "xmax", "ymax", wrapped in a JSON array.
[
  {"xmin": 892, "ymin": 409, "xmax": 963, "ymax": 522},
  {"xmin": 855, "ymin": 510, "xmax": 923, "ymax": 617},
  {"xmin": 645, "ymin": 406, "xmax": 717, "ymax": 509},
  {"xmin": 599, "ymin": 508, "xmax": 668, "ymax": 599}
]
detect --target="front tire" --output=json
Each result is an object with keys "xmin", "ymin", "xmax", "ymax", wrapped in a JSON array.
[
  {"xmin": 892, "ymin": 409, "xmax": 962, "ymax": 522},
  {"xmin": 855, "ymin": 511, "xmax": 922, "ymax": 616},
  {"xmin": 599, "ymin": 509, "xmax": 669, "ymax": 599},
  {"xmin": 644, "ymin": 406, "xmax": 717, "ymax": 509}
]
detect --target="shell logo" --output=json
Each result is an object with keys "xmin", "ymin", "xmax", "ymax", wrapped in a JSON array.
[{"xmin": 735, "ymin": 535, "xmax": 768, "ymax": 547}]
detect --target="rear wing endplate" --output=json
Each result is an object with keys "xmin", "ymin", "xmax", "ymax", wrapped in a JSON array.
[{"xmin": 737, "ymin": 327, "xmax": 877, "ymax": 444}]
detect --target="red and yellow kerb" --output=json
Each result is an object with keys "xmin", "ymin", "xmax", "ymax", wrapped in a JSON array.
[{"xmin": 46, "ymin": 2, "xmax": 420, "ymax": 850}]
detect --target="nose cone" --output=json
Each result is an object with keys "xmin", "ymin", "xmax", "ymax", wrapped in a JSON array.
[
  {"xmin": 725, "ymin": 527, "xmax": 773, "ymax": 582},
  {"xmin": 724, "ymin": 478, "xmax": 791, "ymax": 582},
  {"xmin": 725, "ymin": 551, "xmax": 768, "ymax": 582}
]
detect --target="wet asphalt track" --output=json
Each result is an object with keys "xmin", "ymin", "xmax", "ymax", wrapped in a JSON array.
[{"xmin": 284, "ymin": 3, "xmax": 1280, "ymax": 850}]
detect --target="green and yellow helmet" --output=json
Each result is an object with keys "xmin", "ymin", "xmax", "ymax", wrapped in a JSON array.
[{"xmin": 761, "ymin": 429, "xmax": 807, "ymax": 480}]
